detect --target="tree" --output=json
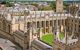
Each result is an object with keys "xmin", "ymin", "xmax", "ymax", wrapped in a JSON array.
[
  {"xmin": 50, "ymin": 1, "xmax": 56, "ymax": 11},
  {"xmin": 1, "ymin": 0, "xmax": 14, "ymax": 7},
  {"xmin": 41, "ymin": 6, "xmax": 53, "ymax": 11},
  {"xmin": 63, "ymin": 2, "xmax": 69, "ymax": 10},
  {"xmin": 50, "ymin": 2, "xmax": 69, "ymax": 11},
  {"xmin": 1, "ymin": 1, "xmax": 6, "ymax": 4},
  {"xmin": 31, "ymin": 3, "xmax": 38, "ymax": 7}
]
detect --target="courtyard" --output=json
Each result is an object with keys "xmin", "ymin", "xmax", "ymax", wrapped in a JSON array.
[{"xmin": 41, "ymin": 33, "xmax": 64, "ymax": 46}]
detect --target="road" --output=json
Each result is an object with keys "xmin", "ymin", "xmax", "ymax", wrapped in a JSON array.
[{"xmin": 0, "ymin": 38, "xmax": 22, "ymax": 50}]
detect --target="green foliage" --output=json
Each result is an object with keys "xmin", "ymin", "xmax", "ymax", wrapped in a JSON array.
[
  {"xmin": 63, "ymin": 2, "xmax": 69, "ymax": 10},
  {"xmin": 1, "ymin": 1, "xmax": 14, "ymax": 7},
  {"xmin": 41, "ymin": 33, "xmax": 65, "ymax": 46},
  {"xmin": 31, "ymin": 3, "xmax": 38, "ymax": 7},
  {"xmin": 50, "ymin": 1, "xmax": 56, "ymax": 11},
  {"xmin": 50, "ymin": 2, "xmax": 69, "ymax": 10},
  {"xmin": 59, "ymin": 32, "xmax": 65, "ymax": 40},
  {"xmin": 41, "ymin": 34, "xmax": 53, "ymax": 46},
  {"xmin": 41, "ymin": 6, "xmax": 53, "ymax": 11}
]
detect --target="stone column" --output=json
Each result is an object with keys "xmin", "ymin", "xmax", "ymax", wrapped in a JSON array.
[
  {"xmin": 52, "ymin": 20, "xmax": 54, "ymax": 33},
  {"xmin": 39, "ymin": 21, "xmax": 43, "ymax": 38},
  {"xmin": 63, "ymin": 20, "xmax": 65, "ymax": 33},
  {"xmin": 29, "ymin": 28, "xmax": 32, "ymax": 50},
  {"xmin": 23, "ymin": 36, "xmax": 28, "ymax": 50},
  {"xmin": 72, "ymin": 19, "xmax": 75, "ymax": 35},
  {"xmin": 60, "ymin": 20, "xmax": 64, "ymax": 32},
  {"xmin": 44, "ymin": 21, "xmax": 46, "ymax": 34}
]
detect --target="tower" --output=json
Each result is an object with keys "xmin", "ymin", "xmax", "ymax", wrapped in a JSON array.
[
  {"xmin": 53, "ymin": 0, "xmax": 80, "ymax": 50},
  {"xmin": 56, "ymin": 0, "xmax": 63, "ymax": 12},
  {"xmin": 53, "ymin": 0, "xmax": 66, "ymax": 50}
]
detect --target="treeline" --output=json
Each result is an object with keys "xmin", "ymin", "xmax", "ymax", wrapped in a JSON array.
[{"xmin": 0, "ymin": 1, "xmax": 14, "ymax": 7}]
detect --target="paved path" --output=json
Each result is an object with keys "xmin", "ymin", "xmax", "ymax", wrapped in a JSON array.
[{"xmin": 0, "ymin": 38, "xmax": 22, "ymax": 50}]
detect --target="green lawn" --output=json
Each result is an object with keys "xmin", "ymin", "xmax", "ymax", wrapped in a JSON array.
[{"xmin": 41, "ymin": 33, "xmax": 64, "ymax": 46}]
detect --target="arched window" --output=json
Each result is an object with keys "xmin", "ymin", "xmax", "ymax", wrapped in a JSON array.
[{"xmin": 3, "ymin": 20, "xmax": 6, "ymax": 31}]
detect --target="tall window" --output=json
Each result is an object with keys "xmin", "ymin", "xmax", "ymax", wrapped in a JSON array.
[
  {"xmin": 46, "ymin": 21, "xmax": 48, "ymax": 27},
  {"xmin": 50, "ymin": 20, "xmax": 52, "ymax": 26},
  {"xmin": 0, "ymin": 22, "xmax": 1, "ymax": 29},
  {"xmin": 37, "ymin": 21, "xmax": 40, "ymax": 28},
  {"xmin": 42, "ymin": 21, "xmax": 44, "ymax": 27},
  {"xmin": 27, "ymin": 22, "xmax": 31, "ymax": 28},
  {"xmin": 3, "ymin": 20, "xmax": 6, "ymax": 31},
  {"xmin": 8, "ymin": 25, "xmax": 10, "ymax": 33}
]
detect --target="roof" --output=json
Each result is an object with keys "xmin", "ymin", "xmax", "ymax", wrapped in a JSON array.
[
  {"xmin": 32, "ymin": 39, "xmax": 52, "ymax": 49},
  {"xmin": 14, "ymin": 30, "xmax": 25, "ymax": 37}
]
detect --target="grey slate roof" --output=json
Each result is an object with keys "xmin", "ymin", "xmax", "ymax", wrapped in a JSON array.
[
  {"xmin": 32, "ymin": 39, "xmax": 52, "ymax": 49},
  {"xmin": 14, "ymin": 30, "xmax": 25, "ymax": 37}
]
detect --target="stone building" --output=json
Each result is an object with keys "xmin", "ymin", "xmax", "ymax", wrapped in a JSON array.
[
  {"xmin": 0, "ymin": 3, "xmax": 70, "ymax": 50},
  {"xmin": 31, "ymin": 39, "xmax": 52, "ymax": 50},
  {"xmin": 0, "ymin": 10, "xmax": 12, "ymax": 38},
  {"xmin": 0, "ymin": 0, "xmax": 80, "ymax": 50}
]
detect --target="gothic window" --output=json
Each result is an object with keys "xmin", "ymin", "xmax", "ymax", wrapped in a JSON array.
[
  {"xmin": 79, "ymin": 25, "xmax": 80, "ymax": 28},
  {"xmin": 58, "ymin": 20, "xmax": 60, "ymax": 26},
  {"xmin": 46, "ymin": 21, "xmax": 48, "ymax": 27},
  {"xmin": 0, "ymin": 22, "xmax": 1, "ymax": 29},
  {"xmin": 8, "ymin": 25, "xmax": 10, "ymax": 33},
  {"xmin": 3, "ymin": 20, "xmax": 6, "ymax": 31},
  {"xmin": 37, "ymin": 21, "xmax": 40, "ymax": 28},
  {"xmin": 27, "ymin": 22, "xmax": 31, "ymax": 28},
  {"xmin": 42, "ymin": 21, "xmax": 44, "ymax": 27},
  {"xmin": 72, "ymin": 20, "xmax": 73, "ymax": 22},
  {"xmin": 50, "ymin": 20, "xmax": 52, "ymax": 26}
]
